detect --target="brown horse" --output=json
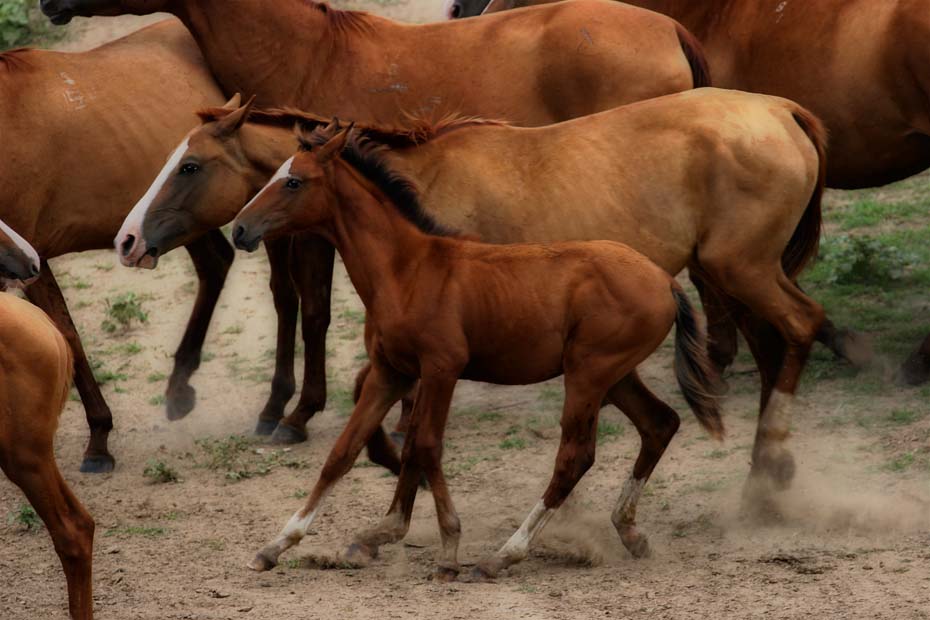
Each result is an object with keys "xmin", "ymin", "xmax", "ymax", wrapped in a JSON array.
[
  {"xmin": 0, "ymin": 20, "xmax": 225, "ymax": 471},
  {"xmin": 120, "ymin": 87, "xmax": 825, "ymax": 492},
  {"xmin": 233, "ymin": 125, "xmax": 723, "ymax": 579},
  {"xmin": 470, "ymin": 0, "xmax": 930, "ymax": 380},
  {"xmin": 43, "ymin": 0, "xmax": 711, "ymax": 445},
  {"xmin": 0, "ymin": 225, "xmax": 94, "ymax": 619}
]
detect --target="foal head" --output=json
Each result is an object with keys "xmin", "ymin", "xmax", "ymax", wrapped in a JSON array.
[
  {"xmin": 39, "ymin": 0, "xmax": 168, "ymax": 24},
  {"xmin": 0, "ymin": 219, "xmax": 40, "ymax": 288},
  {"xmin": 116, "ymin": 95, "xmax": 260, "ymax": 268},
  {"xmin": 232, "ymin": 124, "xmax": 352, "ymax": 252}
]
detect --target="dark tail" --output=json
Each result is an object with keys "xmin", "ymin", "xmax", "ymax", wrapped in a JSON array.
[
  {"xmin": 675, "ymin": 23, "xmax": 712, "ymax": 88},
  {"xmin": 782, "ymin": 107, "xmax": 827, "ymax": 279},
  {"xmin": 672, "ymin": 284, "xmax": 724, "ymax": 440}
]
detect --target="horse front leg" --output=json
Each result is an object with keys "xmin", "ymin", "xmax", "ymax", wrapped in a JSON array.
[
  {"xmin": 165, "ymin": 230, "xmax": 234, "ymax": 420},
  {"xmin": 26, "ymin": 262, "xmax": 115, "ymax": 473}
]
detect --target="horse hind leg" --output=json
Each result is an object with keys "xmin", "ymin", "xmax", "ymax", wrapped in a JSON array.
[{"xmin": 605, "ymin": 371, "xmax": 680, "ymax": 559}]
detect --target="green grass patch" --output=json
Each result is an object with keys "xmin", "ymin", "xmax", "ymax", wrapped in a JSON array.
[
  {"xmin": 143, "ymin": 460, "xmax": 179, "ymax": 484},
  {"xmin": 7, "ymin": 504, "xmax": 40, "ymax": 532}
]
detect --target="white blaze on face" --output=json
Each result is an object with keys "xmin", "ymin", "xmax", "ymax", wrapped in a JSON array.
[
  {"xmin": 115, "ymin": 136, "xmax": 192, "ymax": 261},
  {"xmin": 0, "ymin": 218, "xmax": 40, "ymax": 267},
  {"xmin": 239, "ymin": 156, "xmax": 294, "ymax": 216}
]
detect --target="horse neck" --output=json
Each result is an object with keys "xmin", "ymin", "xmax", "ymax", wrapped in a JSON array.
[
  {"xmin": 173, "ymin": 0, "xmax": 331, "ymax": 106},
  {"xmin": 622, "ymin": 0, "xmax": 720, "ymax": 36},
  {"xmin": 323, "ymin": 162, "xmax": 436, "ymax": 315},
  {"xmin": 238, "ymin": 124, "xmax": 298, "ymax": 190}
]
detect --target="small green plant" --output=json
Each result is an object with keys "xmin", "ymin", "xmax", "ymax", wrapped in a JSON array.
[
  {"xmin": 887, "ymin": 409, "xmax": 921, "ymax": 425},
  {"xmin": 104, "ymin": 525, "xmax": 166, "ymax": 538},
  {"xmin": 499, "ymin": 427, "xmax": 526, "ymax": 450},
  {"xmin": 0, "ymin": 1, "xmax": 57, "ymax": 49},
  {"xmin": 596, "ymin": 419, "xmax": 624, "ymax": 444},
  {"xmin": 143, "ymin": 459, "xmax": 179, "ymax": 484},
  {"xmin": 815, "ymin": 235, "xmax": 915, "ymax": 285},
  {"xmin": 102, "ymin": 292, "xmax": 148, "ymax": 333},
  {"xmin": 8, "ymin": 504, "xmax": 40, "ymax": 531},
  {"xmin": 195, "ymin": 435, "xmax": 307, "ymax": 482},
  {"xmin": 884, "ymin": 453, "xmax": 915, "ymax": 473},
  {"xmin": 148, "ymin": 394, "xmax": 166, "ymax": 407},
  {"xmin": 147, "ymin": 372, "xmax": 167, "ymax": 383}
]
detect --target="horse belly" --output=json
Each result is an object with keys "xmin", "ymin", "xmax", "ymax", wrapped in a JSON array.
[{"xmin": 460, "ymin": 335, "xmax": 564, "ymax": 385}]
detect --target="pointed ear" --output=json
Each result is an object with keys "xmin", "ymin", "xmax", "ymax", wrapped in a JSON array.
[
  {"xmin": 222, "ymin": 93, "xmax": 242, "ymax": 109},
  {"xmin": 315, "ymin": 126, "xmax": 351, "ymax": 164},
  {"xmin": 214, "ymin": 95, "xmax": 256, "ymax": 137}
]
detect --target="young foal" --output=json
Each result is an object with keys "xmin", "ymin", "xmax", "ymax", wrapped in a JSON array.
[
  {"xmin": 232, "ymin": 127, "xmax": 723, "ymax": 579},
  {"xmin": 0, "ymin": 225, "xmax": 94, "ymax": 619}
]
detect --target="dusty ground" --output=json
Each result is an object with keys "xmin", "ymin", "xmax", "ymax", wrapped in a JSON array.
[{"xmin": 1, "ymin": 4, "xmax": 929, "ymax": 619}]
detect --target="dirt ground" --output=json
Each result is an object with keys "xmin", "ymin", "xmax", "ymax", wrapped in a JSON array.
[{"xmin": 1, "ymin": 5, "xmax": 929, "ymax": 620}]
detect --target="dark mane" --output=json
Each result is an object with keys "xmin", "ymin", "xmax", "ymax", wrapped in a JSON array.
[
  {"xmin": 196, "ymin": 105, "xmax": 508, "ymax": 149},
  {"xmin": 298, "ymin": 126, "xmax": 459, "ymax": 238},
  {"xmin": 0, "ymin": 49, "xmax": 34, "ymax": 73}
]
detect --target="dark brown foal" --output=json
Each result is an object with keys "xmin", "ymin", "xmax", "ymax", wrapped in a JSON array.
[{"xmin": 234, "ymin": 126, "xmax": 723, "ymax": 579}]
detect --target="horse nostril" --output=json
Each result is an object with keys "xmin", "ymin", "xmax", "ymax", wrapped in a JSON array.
[
  {"xmin": 450, "ymin": 2, "xmax": 462, "ymax": 18},
  {"xmin": 120, "ymin": 234, "xmax": 136, "ymax": 258},
  {"xmin": 29, "ymin": 262, "xmax": 40, "ymax": 277},
  {"xmin": 233, "ymin": 225, "xmax": 246, "ymax": 245}
]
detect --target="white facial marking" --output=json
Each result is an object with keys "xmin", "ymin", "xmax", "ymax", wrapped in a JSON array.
[
  {"xmin": 0, "ymin": 218, "xmax": 40, "ymax": 270},
  {"xmin": 115, "ymin": 136, "xmax": 192, "ymax": 252},
  {"xmin": 240, "ymin": 156, "xmax": 294, "ymax": 215},
  {"xmin": 498, "ymin": 500, "xmax": 554, "ymax": 562}
]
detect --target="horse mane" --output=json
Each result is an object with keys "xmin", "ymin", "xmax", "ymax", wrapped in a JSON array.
[
  {"xmin": 196, "ymin": 105, "xmax": 508, "ymax": 148},
  {"xmin": 303, "ymin": 1, "xmax": 375, "ymax": 36},
  {"xmin": 297, "ymin": 126, "xmax": 459, "ymax": 238},
  {"xmin": 0, "ymin": 49, "xmax": 34, "ymax": 73}
]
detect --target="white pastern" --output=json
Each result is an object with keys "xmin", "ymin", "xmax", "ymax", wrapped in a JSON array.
[
  {"xmin": 0, "ymin": 218, "xmax": 40, "ymax": 272},
  {"xmin": 240, "ymin": 156, "xmax": 294, "ymax": 216},
  {"xmin": 612, "ymin": 476, "xmax": 645, "ymax": 525},
  {"xmin": 115, "ymin": 136, "xmax": 192, "ymax": 262},
  {"xmin": 498, "ymin": 500, "xmax": 555, "ymax": 562}
]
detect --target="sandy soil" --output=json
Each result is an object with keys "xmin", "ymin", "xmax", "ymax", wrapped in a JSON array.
[{"xmin": 1, "ymin": 5, "xmax": 929, "ymax": 620}]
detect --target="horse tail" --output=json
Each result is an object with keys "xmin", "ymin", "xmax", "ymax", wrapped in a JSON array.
[
  {"xmin": 675, "ymin": 23, "xmax": 712, "ymax": 88},
  {"xmin": 782, "ymin": 106, "xmax": 827, "ymax": 279},
  {"xmin": 671, "ymin": 284, "xmax": 724, "ymax": 440}
]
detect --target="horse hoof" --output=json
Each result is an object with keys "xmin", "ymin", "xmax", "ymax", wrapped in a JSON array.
[
  {"xmin": 620, "ymin": 530, "xmax": 652, "ymax": 559},
  {"xmin": 166, "ymin": 384, "xmax": 196, "ymax": 421},
  {"xmin": 897, "ymin": 351, "xmax": 930, "ymax": 386},
  {"xmin": 388, "ymin": 431, "xmax": 406, "ymax": 452},
  {"xmin": 343, "ymin": 543, "xmax": 377, "ymax": 567},
  {"xmin": 254, "ymin": 419, "xmax": 279, "ymax": 436},
  {"xmin": 835, "ymin": 329, "xmax": 874, "ymax": 368},
  {"xmin": 248, "ymin": 551, "xmax": 278, "ymax": 572},
  {"xmin": 467, "ymin": 564, "xmax": 497, "ymax": 583},
  {"xmin": 80, "ymin": 454, "xmax": 115, "ymax": 474},
  {"xmin": 757, "ymin": 449, "xmax": 796, "ymax": 491},
  {"xmin": 271, "ymin": 423, "xmax": 308, "ymax": 445},
  {"xmin": 433, "ymin": 565, "xmax": 459, "ymax": 582}
]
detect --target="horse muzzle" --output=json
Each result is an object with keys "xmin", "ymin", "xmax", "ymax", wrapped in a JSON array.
[
  {"xmin": 232, "ymin": 223, "xmax": 262, "ymax": 253},
  {"xmin": 116, "ymin": 232, "xmax": 159, "ymax": 269}
]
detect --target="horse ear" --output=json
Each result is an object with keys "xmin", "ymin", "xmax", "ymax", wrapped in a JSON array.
[
  {"xmin": 214, "ymin": 95, "xmax": 256, "ymax": 137},
  {"xmin": 315, "ymin": 126, "xmax": 352, "ymax": 164},
  {"xmin": 222, "ymin": 93, "xmax": 242, "ymax": 109}
]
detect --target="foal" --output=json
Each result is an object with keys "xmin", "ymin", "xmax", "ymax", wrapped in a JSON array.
[
  {"xmin": 233, "ymin": 127, "xmax": 723, "ymax": 579},
  {"xmin": 0, "ymin": 225, "xmax": 94, "ymax": 619}
]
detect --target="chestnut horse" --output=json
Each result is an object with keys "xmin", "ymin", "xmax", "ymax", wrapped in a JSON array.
[
  {"xmin": 0, "ymin": 225, "xmax": 94, "ymax": 619},
  {"xmin": 122, "ymin": 87, "xmax": 824, "ymax": 493},
  {"xmin": 233, "ymin": 125, "xmax": 724, "ymax": 579},
  {"xmin": 464, "ymin": 0, "xmax": 930, "ymax": 381},
  {"xmin": 0, "ymin": 20, "xmax": 225, "ymax": 471},
  {"xmin": 44, "ymin": 0, "xmax": 712, "ymax": 445}
]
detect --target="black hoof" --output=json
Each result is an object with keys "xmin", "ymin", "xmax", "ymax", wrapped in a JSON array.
[
  {"xmin": 271, "ymin": 423, "xmax": 308, "ymax": 445},
  {"xmin": 897, "ymin": 352, "xmax": 930, "ymax": 386},
  {"xmin": 254, "ymin": 419, "xmax": 279, "ymax": 436},
  {"xmin": 80, "ymin": 454, "xmax": 115, "ymax": 474},
  {"xmin": 166, "ymin": 384, "xmax": 196, "ymax": 421}
]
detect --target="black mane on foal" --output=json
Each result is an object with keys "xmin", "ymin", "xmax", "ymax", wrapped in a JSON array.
[{"xmin": 298, "ymin": 126, "xmax": 459, "ymax": 238}]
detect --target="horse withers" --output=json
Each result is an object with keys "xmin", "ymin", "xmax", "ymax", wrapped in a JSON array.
[{"xmin": 0, "ymin": 222, "xmax": 94, "ymax": 619}]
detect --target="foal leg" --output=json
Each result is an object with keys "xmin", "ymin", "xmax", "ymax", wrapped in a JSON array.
[
  {"xmin": 2, "ymin": 452, "xmax": 95, "ymax": 620},
  {"xmin": 351, "ymin": 374, "xmax": 461, "ymax": 580},
  {"xmin": 272, "ymin": 235, "xmax": 336, "ymax": 445},
  {"xmin": 26, "ymin": 263, "xmax": 114, "ymax": 473},
  {"xmin": 254, "ymin": 237, "xmax": 299, "ymax": 436},
  {"xmin": 605, "ymin": 372, "xmax": 680, "ymax": 559},
  {"xmin": 166, "ymin": 230, "xmax": 235, "ymax": 420},
  {"xmin": 249, "ymin": 362, "xmax": 412, "ymax": 570},
  {"xmin": 472, "ymin": 374, "xmax": 605, "ymax": 580}
]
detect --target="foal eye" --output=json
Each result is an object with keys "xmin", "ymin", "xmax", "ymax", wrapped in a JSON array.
[
  {"xmin": 179, "ymin": 163, "xmax": 200, "ymax": 175},
  {"xmin": 285, "ymin": 178, "xmax": 303, "ymax": 190}
]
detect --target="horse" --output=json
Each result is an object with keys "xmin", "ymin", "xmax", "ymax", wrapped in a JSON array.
[
  {"xmin": 0, "ymin": 224, "xmax": 94, "ymax": 619},
  {"xmin": 42, "ymin": 0, "xmax": 713, "ymax": 445},
  {"xmin": 0, "ymin": 19, "xmax": 226, "ymax": 471},
  {"xmin": 232, "ymin": 124, "xmax": 724, "ymax": 580},
  {"xmin": 118, "ymin": 87, "xmax": 825, "ymax": 494},
  {"xmin": 459, "ymin": 0, "xmax": 930, "ymax": 382}
]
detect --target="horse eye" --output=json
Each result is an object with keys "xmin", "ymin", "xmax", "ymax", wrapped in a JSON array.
[
  {"xmin": 285, "ymin": 177, "xmax": 303, "ymax": 190},
  {"xmin": 179, "ymin": 163, "xmax": 200, "ymax": 175}
]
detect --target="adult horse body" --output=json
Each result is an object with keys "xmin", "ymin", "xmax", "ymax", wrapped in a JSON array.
[
  {"xmin": 0, "ymin": 224, "xmax": 94, "ymax": 619},
  {"xmin": 119, "ymin": 87, "xmax": 825, "ymax": 492},
  {"xmin": 51, "ymin": 0, "xmax": 714, "ymax": 443},
  {"xmin": 459, "ymin": 0, "xmax": 930, "ymax": 383},
  {"xmin": 0, "ymin": 20, "xmax": 226, "ymax": 471}
]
